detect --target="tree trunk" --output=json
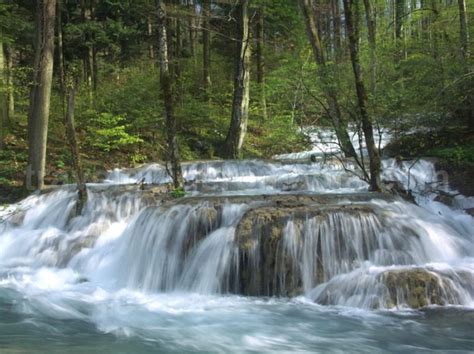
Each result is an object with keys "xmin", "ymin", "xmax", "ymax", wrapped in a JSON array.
[
  {"xmin": 363, "ymin": 0, "xmax": 377, "ymax": 96},
  {"xmin": 188, "ymin": 0, "xmax": 197, "ymax": 66},
  {"xmin": 5, "ymin": 45, "xmax": 14, "ymax": 120},
  {"xmin": 395, "ymin": 0, "xmax": 405, "ymax": 40},
  {"xmin": 224, "ymin": 0, "xmax": 251, "ymax": 159},
  {"xmin": 458, "ymin": 0, "xmax": 470, "ymax": 59},
  {"xmin": 147, "ymin": 14, "xmax": 155, "ymax": 60},
  {"xmin": 331, "ymin": 0, "xmax": 342, "ymax": 61},
  {"xmin": 27, "ymin": 0, "xmax": 56, "ymax": 190},
  {"xmin": 202, "ymin": 0, "xmax": 211, "ymax": 97},
  {"xmin": 81, "ymin": 0, "xmax": 94, "ymax": 105},
  {"xmin": 256, "ymin": 6, "xmax": 267, "ymax": 121},
  {"xmin": 0, "ymin": 42, "xmax": 6, "ymax": 150},
  {"xmin": 157, "ymin": 0, "xmax": 183, "ymax": 188},
  {"xmin": 299, "ymin": 0, "xmax": 358, "ymax": 160},
  {"xmin": 343, "ymin": 0, "xmax": 382, "ymax": 192},
  {"xmin": 57, "ymin": 0, "xmax": 66, "ymax": 111},
  {"xmin": 65, "ymin": 78, "xmax": 87, "ymax": 214}
]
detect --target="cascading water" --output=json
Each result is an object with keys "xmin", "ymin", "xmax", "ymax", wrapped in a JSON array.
[{"xmin": 0, "ymin": 129, "xmax": 473, "ymax": 352}]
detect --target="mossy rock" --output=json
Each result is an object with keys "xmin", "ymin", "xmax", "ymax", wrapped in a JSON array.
[{"xmin": 380, "ymin": 269, "xmax": 452, "ymax": 309}]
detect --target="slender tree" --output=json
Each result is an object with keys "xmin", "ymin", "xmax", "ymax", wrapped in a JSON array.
[
  {"xmin": 27, "ymin": 0, "xmax": 57, "ymax": 190},
  {"xmin": 157, "ymin": 0, "xmax": 183, "ymax": 188},
  {"xmin": 0, "ymin": 42, "xmax": 6, "ymax": 150},
  {"xmin": 57, "ymin": 0, "xmax": 66, "ymax": 111},
  {"xmin": 458, "ymin": 0, "xmax": 470, "ymax": 60},
  {"xmin": 299, "ymin": 0, "xmax": 358, "ymax": 160},
  {"xmin": 147, "ymin": 14, "xmax": 155, "ymax": 60},
  {"xmin": 224, "ymin": 0, "xmax": 251, "ymax": 159},
  {"xmin": 256, "ymin": 5, "xmax": 267, "ymax": 121},
  {"xmin": 363, "ymin": 0, "xmax": 377, "ymax": 95},
  {"xmin": 395, "ymin": 0, "xmax": 405, "ymax": 40},
  {"xmin": 4, "ymin": 44, "xmax": 13, "ymax": 120},
  {"xmin": 64, "ymin": 75, "xmax": 87, "ymax": 214},
  {"xmin": 331, "ymin": 0, "xmax": 342, "ymax": 61},
  {"xmin": 202, "ymin": 0, "xmax": 211, "ymax": 97},
  {"xmin": 343, "ymin": 0, "xmax": 381, "ymax": 191},
  {"xmin": 187, "ymin": 0, "xmax": 197, "ymax": 66}
]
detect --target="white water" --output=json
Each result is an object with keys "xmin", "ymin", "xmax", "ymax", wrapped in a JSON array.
[{"xmin": 1, "ymin": 130, "xmax": 473, "ymax": 352}]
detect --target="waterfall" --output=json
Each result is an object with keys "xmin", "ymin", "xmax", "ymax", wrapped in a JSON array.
[
  {"xmin": 1, "ymin": 128, "xmax": 473, "ymax": 314},
  {"xmin": 73, "ymin": 202, "xmax": 246, "ymax": 294}
]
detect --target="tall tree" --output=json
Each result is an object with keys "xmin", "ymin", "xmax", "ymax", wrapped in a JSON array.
[
  {"xmin": 343, "ymin": 0, "xmax": 381, "ymax": 191},
  {"xmin": 4, "ymin": 44, "xmax": 13, "ymax": 121},
  {"xmin": 80, "ymin": 0, "xmax": 96, "ymax": 104},
  {"xmin": 202, "ymin": 0, "xmax": 211, "ymax": 97},
  {"xmin": 395, "ymin": 0, "xmax": 405, "ymax": 40},
  {"xmin": 157, "ymin": 0, "xmax": 183, "ymax": 188},
  {"xmin": 299, "ymin": 0, "xmax": 358, "ymax": 160},
  {"xmin": 187, "ymin": 0, "xmax": 197, "ymax": 66},
  {"xmin": 27, "ymin": 0, "xmax": 56, "ymax": 190},
  {"xmin": 363, "ymin": 0, "xmax": 377, "ymax": 95},
  {"xmin": 256, "ymin": 5, "xmax": 267, "ymax": 121},
  {"xmin": 64, "ymin": 75, "xmax": 87, "ymax": 214},
  {"xmin": 458, "ymin": 0, "xmax": 470, "ymax": 60},
  {"xmin": 57, "ymin": 0, "xmax": 66, "ymax": 110},
  {"xmin": 0, "ymin": 42, "xmax": 6, "ymax": 150},
  {"xmin": 224, "ymin": 0, "xmax": 251, "ymax": 159},
  {"xmin": 331, "ymin": 0, "xmax": 342, "ymax": 61},
  {"xmin": 147, "ymin": 14, "xmax": 155, "ymax": 60}
]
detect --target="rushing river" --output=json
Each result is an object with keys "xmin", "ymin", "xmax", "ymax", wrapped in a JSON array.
[{"xmin": 0, "ymin": 128, "xmax": 473, "ymax": 352}]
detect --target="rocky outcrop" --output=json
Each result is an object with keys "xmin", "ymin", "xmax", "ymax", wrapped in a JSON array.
[
  {"xmin": 234, "ymin": 203, "xmax": 377, "ymax": 297},
  {"xmin": 379, "ymin": 268, "xmax": 469, "ymax": 309}
]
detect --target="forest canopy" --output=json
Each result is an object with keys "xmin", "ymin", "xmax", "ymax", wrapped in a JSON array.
[{"xmin": 0, "ymin": 0, "xmax": 472, "ymax": 195}]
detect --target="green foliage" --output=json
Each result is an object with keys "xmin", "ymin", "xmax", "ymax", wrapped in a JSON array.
[
  {"xmin": 85, "ymin": 112, "xmax": 143, "ymax": 153},
  {"xmin": 171, "ymin": 187, "xmax": 186, "ymax": 199},
  {"xmin": 427, "ymin": 145, "xmax": 474, "ymax": 165},
  {"xmin": 1, "ymin": 0, "xmax": 472, "ymax": 191}
]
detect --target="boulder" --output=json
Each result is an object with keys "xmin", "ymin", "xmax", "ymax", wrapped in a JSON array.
[{"xmin": 379, "ymin": 268, "xmax": 464, "ymax": 309}]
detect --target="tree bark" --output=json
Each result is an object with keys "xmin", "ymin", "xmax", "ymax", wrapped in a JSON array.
[
  {"xmin": 188, "ymin": 0, "xmax": 197, "ymax": 66},
  {"xmin": 5, "ymin": 45, "xmax": 14, "ymax": 120},
  {"xmin": 331, "ymin": 0, "xmax": 342, "ymax": 61},
  {"xmin": 202, "ymin": 0, "xmax": 211, "ymax": 97},
  {"xmin": 343, "ymin": 0, "xmax": 382, "ymax": 192},
  {"xmin": 0, "ymin": 42, "xmax": 6, "ymax": 150},
  {"xmin": 458, "ymin": 0, "xmax": 470, "ymax": 59},
  {"xmin": 224, "ymin": 0, "xmax": 251, "ymax": 159},
  {"xmin": 395, "ymin": 0, "xmax": 405, "ymax": 40},
  {"xmin": 299, "ymin": 0, "xmax": 358, "ymax": 160},
  {"xmin": 363, "ymin": 0, "xmax": 377, "ymax": 96},
  {"xmin": 27, "ymin": 0, "xmax": 56, "ymax": 190},
  {"xmin": 157, "ymin": 0, "xmax": 183, "ymax": 188},
  {"xmin": 81, "ymin": 0, "xmax": 94, "ymax": 105},
  {"xmin": 65, "ymin": 78, "xmax": 87, "ymax": 214},
  {"xmin": 57, "ymin": 0, "xmax": 66, "ymax": 111},
  {"xmin": 147, "ymin": 14, "xmax": 155, "ymax": 60},
  {"xmin": 256, "ymin": 6, "xmax": 267, "ymax": 121}
]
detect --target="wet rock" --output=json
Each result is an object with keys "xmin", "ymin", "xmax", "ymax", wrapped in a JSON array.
[
  {"xmin": 379, "ymin": 269, "xmax": 462, "ymax": 309},
  {"xmin": 235, "ymin": 203, "xmax": 375, "ymax": 297},
  {"xmin": 433, "ymin": 192, "xmax": 456, "ymax": 207},
  {"xmin": 465, "ymin": 208, "xmax": 474, "ymax": 217},
  {"xmin": 383, "ymin": 180, "xmax": 416, "ymax": 203}
]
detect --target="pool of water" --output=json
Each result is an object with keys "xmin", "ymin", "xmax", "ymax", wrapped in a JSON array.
[{"xmin": 1, "ymin": 287, "xmax": 473, "ymax": 353}]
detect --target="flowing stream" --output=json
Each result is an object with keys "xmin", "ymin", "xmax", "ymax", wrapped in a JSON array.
[{"xmin": 0, "ymin": 129, "xmax": 473, "ymax": 353}]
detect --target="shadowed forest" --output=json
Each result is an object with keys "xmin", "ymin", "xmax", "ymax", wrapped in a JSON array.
[{"xmin": 0, "ymin": 0, "xmax": 472, "ymax": 200}]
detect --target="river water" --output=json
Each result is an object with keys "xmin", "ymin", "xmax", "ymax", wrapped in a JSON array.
[{"xmin": 0, "ymin": 128, "xmax": 473, "ymax": 353}]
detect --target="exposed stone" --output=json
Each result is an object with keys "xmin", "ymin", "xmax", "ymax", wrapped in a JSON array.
[
  {"xmin": 234, "ymin": 203, "xmax": 375, "ymax": 297},
  {"xmin": 379, "ymin": 269, "xmax": 461, "ymax": 309},
  {"xmin": 465, "ymin": 208, "xmax": 474, "ymax": 217},
  {"xmin": 383, "ymin": 180, "xmax": 416, "ymax": 203}
]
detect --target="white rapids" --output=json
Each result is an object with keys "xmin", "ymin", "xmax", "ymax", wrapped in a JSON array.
[{"xmin": 0, "ymin": 128, "xmax": 473, "ymax": 352}]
